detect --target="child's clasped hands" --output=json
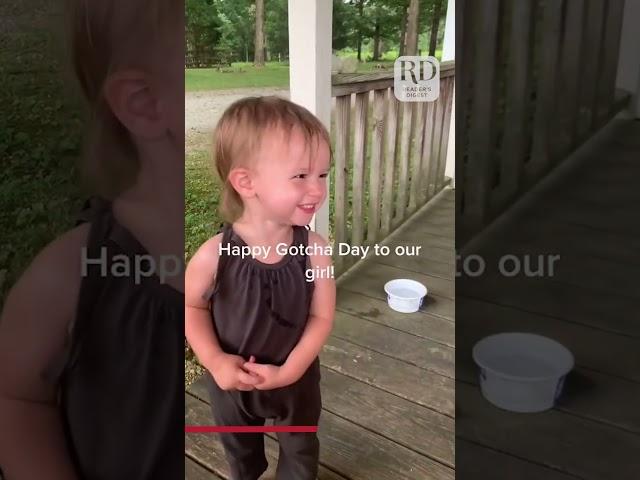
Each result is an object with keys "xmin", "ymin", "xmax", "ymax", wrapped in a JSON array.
[{"xmin": 211, "ymin": 353, "xmax": 296, "ymax": 391}]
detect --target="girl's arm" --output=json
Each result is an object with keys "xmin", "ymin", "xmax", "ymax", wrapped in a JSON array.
[
  {"xmin": 279, "ymin": 231, "xmax": 336, "ymax": 383},
  {"xmin": 185, "ymin": 234, "xmax": 226, "ymax": 371},
  {"xmin": 0, "ymin": 225, "xmax": 88, "ymax": 480}
]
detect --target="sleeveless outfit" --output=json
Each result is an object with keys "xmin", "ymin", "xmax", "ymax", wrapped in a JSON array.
[
  {"xmin": 56, "ymin": 198, "xmax": 183, "ymax": 479},
  {"xmin": 206, "ymin": 223, "xmax": 322, "ymax": 480}
]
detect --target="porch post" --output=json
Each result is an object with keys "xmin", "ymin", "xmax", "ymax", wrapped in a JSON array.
[
  {"xmin": 442, "ymin": 0, "xmax": 455, "ymax": 187},
  {"xmin": 288, "ymin": 0, "xmax": 333, "ymax": 238},
  {"xmin": 616, "ymin": 0, "xmax": 640, "ymax": 118}
]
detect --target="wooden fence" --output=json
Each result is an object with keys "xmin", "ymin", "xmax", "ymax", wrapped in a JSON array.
[
  {"xmin": 330, "ymin": 61, "xmax": 455, "ymax": 274},
  {"xmin": 457, "ymin": 0, "xmax": 630, "ymax": 246}
]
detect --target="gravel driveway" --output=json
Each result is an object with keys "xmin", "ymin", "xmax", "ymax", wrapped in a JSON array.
[{"xmin": 186, "ymin": 87, "xmax": 290, "ymax": 152}]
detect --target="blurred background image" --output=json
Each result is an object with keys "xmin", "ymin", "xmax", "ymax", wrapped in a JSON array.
[{"xmin": 456, "ymin": 0, "xmax": 640, "ymax": 478}]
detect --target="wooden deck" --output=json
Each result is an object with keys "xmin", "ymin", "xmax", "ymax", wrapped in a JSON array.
[
  {"xmin": 457, "ymin": 119, "xmax": 640, "ymax": 479},
  {"xmin": 185, "ymin": 188, "xmax": 455, "ymax": 479}
]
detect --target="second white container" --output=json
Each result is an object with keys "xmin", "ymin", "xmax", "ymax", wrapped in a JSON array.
[{"xmin": 472, "ymin": 332, "xmax": 574, "ymax": 413}]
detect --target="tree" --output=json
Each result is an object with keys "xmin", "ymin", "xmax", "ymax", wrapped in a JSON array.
[
  {"xmin": 254, "ymin": 0, "xmax": 265, "ymax": 66},
  {"xmin": 265, "ymin": 0, "xmax": 288, "ymax": 60},
  {"xmin": 214, "ymin": 0, "xmax": 254, "ymax": 62},
  {"xmin": 398, "ymin": 0, "xmax": 408, "ymax": 56},
  {"xmin": 356, "ymin": 0, "xmax": 365, "ymax": 61},
  {"xmin": 185, "ymin": 0, "xmax": 221, "ymax": 66},
  {"xmin": 332, "ymin": 0, "xmax": 358, "ymax": 51},
  {"xmin": 368, "ymin": 0, "xmax": 399, "ymax": 60},
  {"xmin": 428, "ymin": 0, "xmax": 443, "ymax": 56},
  {"xmin": 405, "ymin": 0, "xmax": 420, "ymax": 56}
]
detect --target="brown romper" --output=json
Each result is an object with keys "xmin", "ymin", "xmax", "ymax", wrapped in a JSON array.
[{"xmin": 206, "ymin": 224, "xmax": 322, "ymax": 480}]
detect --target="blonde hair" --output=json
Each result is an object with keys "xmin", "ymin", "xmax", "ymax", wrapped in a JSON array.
[
  {"xmin": 213, "ymin": 96, "xmax": 331, "ymax": 223},
  {"xmin": 67, "ymin": 0, "xmax": 182, "ymax": 197}
]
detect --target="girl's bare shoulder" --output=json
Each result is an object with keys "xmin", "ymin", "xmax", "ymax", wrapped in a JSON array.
[
  {"xmin": 185, "ymin": 232, "xmax": 223, "ymax": 307},
  {"xmin": 0, "ymin": 223, "xmax": 90, "ymax": 400}
]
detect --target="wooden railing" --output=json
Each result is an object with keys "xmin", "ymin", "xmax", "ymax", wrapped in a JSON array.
[
  {"xmin": 457, "ymin": 0, "xmax": 630, "ymax": 246},
  {"xmin": 330, "ymin": 61, "xmax": 455, "ymax": 274}
]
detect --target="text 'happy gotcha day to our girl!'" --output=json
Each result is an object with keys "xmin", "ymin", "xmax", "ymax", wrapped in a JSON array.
[{"xmin": 219, "ymin": 242, "xmax": 423, "ymax": 260}]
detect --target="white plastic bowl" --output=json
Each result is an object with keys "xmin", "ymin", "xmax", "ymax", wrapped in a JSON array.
[
  {"xmin": 383, "ymin": 279, "xmax": 427, "ymax": 313},
  {"xmin": 472, "ymin": 333, "xmax": 574, "ymax": 413}
]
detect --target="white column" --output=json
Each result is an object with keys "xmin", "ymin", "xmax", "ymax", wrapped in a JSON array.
[
  {"xmin": 616, "ymin": 0, "xmax": 640, "ymax": 118},
  {"xmin": 442, "ymin": 0, "xmax": 455, "ymax": 186},
  {"xmin": 288, "ymin": 0, "xmax": 333, "ymax": 238},
  {"xmin": 441, "ymin": 0, "xmax": 455, "ymax": 62}
]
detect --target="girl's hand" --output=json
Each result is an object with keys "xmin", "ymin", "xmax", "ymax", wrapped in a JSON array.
[
  {"xmin": 209, "ymin": 353, "xmax": 262, "ymax": 391},
  {"xmin": 243, "ymin": 357, "xmax": 295, "ymax": 390}
]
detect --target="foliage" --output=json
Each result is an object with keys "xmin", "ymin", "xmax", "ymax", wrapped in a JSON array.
[
  {"xmin": 212, "ymin": 0, "xmax": 255, "ymax": 62},
  {"xmin": 186, "ymin": 0, "xmax": 222, "ymax": 62},
  {"xmin": 264, "ymin": 0, "xmax": 289, "ymax": 59},
  {"xmin": 185, "ymin": 0, "xmax": 448, "ymax": 65}
]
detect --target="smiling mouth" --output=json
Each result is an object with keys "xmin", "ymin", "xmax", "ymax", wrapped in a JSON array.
[{"xmin": 298, "ymin": 204, "xmax": 317, "ymax": 213}]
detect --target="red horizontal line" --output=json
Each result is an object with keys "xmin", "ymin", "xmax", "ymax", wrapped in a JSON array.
[{"xmin": 185, "ymin": 425, "xmax": 318, "ymax": 433}]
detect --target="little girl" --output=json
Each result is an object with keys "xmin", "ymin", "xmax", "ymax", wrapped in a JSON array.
[
  {"xmin": 185, "ymin": 96, "xmax": 336, "ymax": 480},
  {"xmin": 0, "ymin": 1, "xmax": 183, "ymax": 478}
]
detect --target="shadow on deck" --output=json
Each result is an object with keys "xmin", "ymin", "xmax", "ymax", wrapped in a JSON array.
[
  {"xmin": 457, "ymin": 119, "xmax": 640, "ymax": 479},
  {"xmin": 185, "ymin": 188, "xmax": 456, "ymax": 479}
]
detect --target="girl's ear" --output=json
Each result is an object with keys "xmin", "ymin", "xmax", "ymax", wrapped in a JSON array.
[
  {"xmin": 228, "ymin": 167, "xmax": 256, "ymax": 198},
  {"xmin": 103, "ymin": 69, "xmax": 166, "ymax": 140}
]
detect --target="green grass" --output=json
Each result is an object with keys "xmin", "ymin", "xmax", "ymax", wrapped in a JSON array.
[
  {"xmin": 185, "ymin": 62, "xmax": 290, "ymax": 92},
  {"xmin": 185, "ymin": 150, "xmax": 223, "ymax": 260},
  {"xmin": 0, "ymin": 18, "xmax": 85, "ymax": 305},
  {"xmin": 185, "ymin": 48, "xmax": 445, "ymax": 92}
]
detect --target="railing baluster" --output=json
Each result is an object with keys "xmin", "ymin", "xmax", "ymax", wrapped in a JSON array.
[
  {"xmin": 367, "ymin": 89, "xmax": 387, "ymax": 244},
  {"xmin": 420, "ymin": 98, "xmax": 437, "ymax": 206},
  {"xmin": 577, "ymin": 0, "xmax": 606, "ymax": 139},
  {"xmin": 497, "ymin": 0, "xmax": 535, "ymax": 206},
  {"xmin": 465, "ymin": 0, "xmax": 500, "ymax": 232},
  {"xmin": 409, "ymin": 100, "xmax": 426, "ymax": 212},
  {"xmin": 333, "ymin": 95, "xmax": 351, "ymax": 273},
  {"xmin": 596, "ymin": 0, "xmax": 625, "ymax": 127},
  {"xmin": 555, "ymin": 0, "xmax": 584, "ymax": 159},
  {"xmin": 395, "ymin": 102, "xmax": 414, "ymax": 225},
  {"xmin": 436, "ymin": 77, "xmax": 454, "ymax": 192},
  {"xmin": 430, "ymin": 78, "xmax": 447, "ymax": 198},
  {"xmin": 351, "ymin": 91, "xmax": 369, "ymax": 250},
  {"xmin": 381, "ymin": 89, "xmax": 399, "ymax": 238},
  {"xmin": 528, "ymin": 0, "xmax": 563, "ymax": 180}
]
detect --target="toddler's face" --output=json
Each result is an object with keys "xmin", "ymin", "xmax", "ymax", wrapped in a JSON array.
[{"xmin": 252, "ymin": 127, "xmax": 330, "ymax": 226}]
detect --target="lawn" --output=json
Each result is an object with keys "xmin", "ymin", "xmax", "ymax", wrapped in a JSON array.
[
  {"xmin": 0, "ymin": 9, "xmax": 85, "ymax": 305},
  {"xmin": 185, "ymin": 48, "xmax": 444, "ymax": 92},
  {"xmin": 185, "ymin": 150, "xmax": 223, "ymax": 260},
  {"xmin": 185, "ymin": 62, "xmax": 290, "ymax": 92}
]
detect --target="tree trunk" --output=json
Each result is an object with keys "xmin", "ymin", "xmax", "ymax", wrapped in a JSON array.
[
  {"xmin": 254, "ymin": 0, "xmax": 265, "ymax": 67},
  {"xmin": 357, "ymin": 0, "xmax": 364, "ymax": 61},
  {"xmin": 399, "ymin": 1, "xmax": 408, "ymax": 56},
  {"xmin": 405, "ymin": 0, "xmax": 420, "ymax": 56},
  {"xmin": 429, "ymin": 0, "xmax": 443, "ymax": 56},
  {"xmin": 373, "ymin": 19, "xmax": 381, "ymax": 61}
]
